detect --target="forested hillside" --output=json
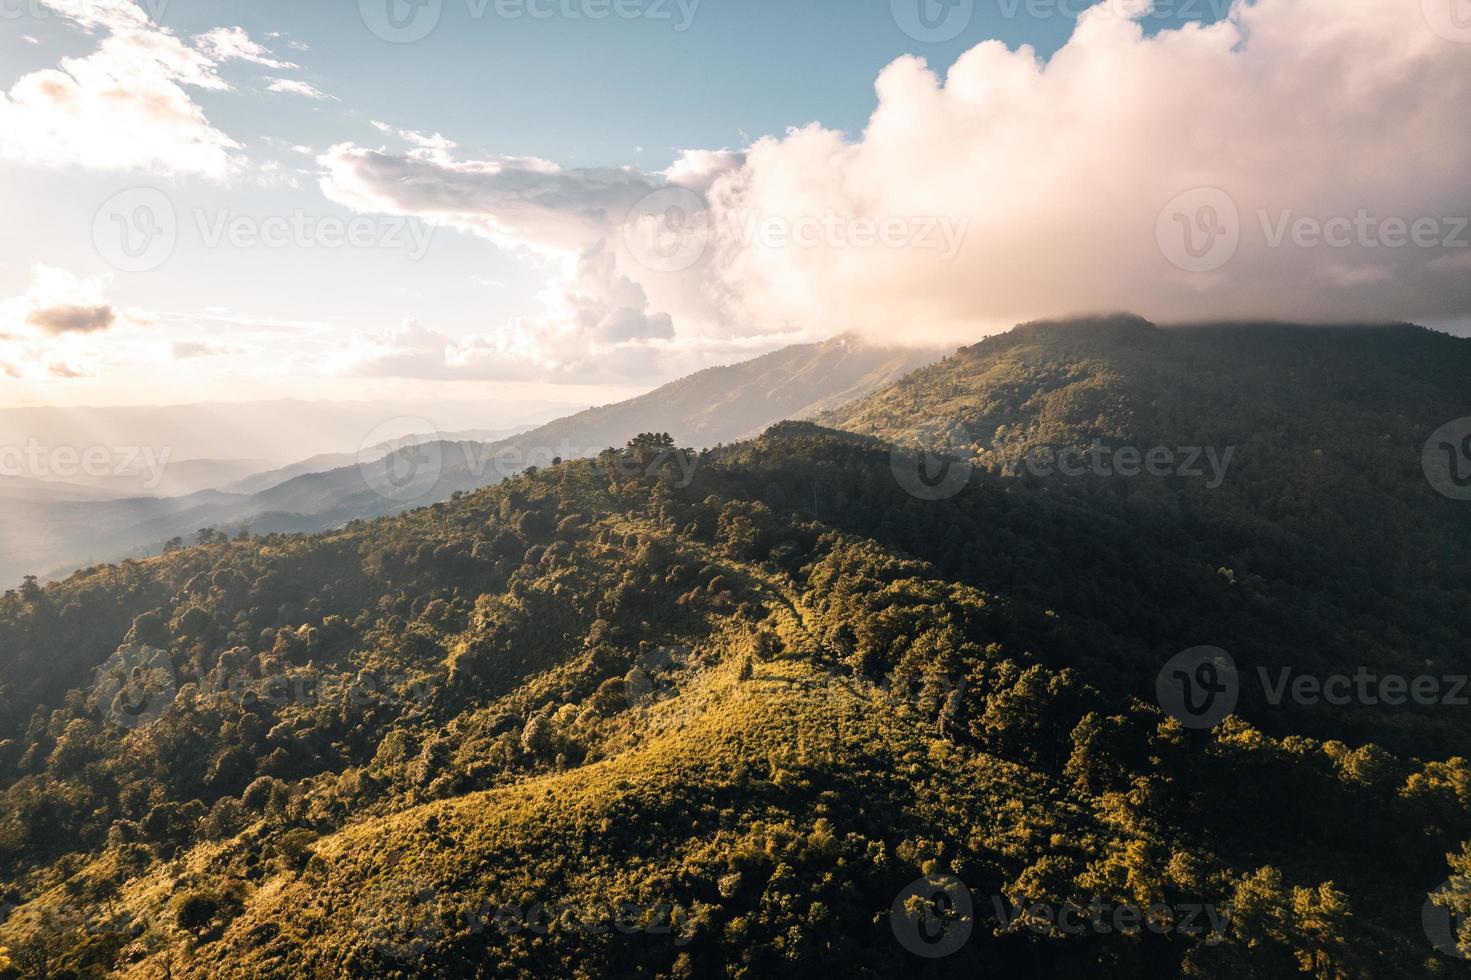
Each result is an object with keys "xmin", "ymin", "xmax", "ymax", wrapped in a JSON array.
[{"xmin": 1, "ymin": 322, "xmax": 1469, "ymax": 978}]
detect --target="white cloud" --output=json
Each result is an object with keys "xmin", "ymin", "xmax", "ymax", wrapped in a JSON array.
[
  {"xmin": 0, "ymin": 266, "xmax": 134, "ymax": 380},
  {"xmin": 319, "ymin": 144, "xmax": 657, "ymax": 254},
  {"xmin": 171, "ymin": 339, "xmax": 243, "ymax": 359},
  {"xmin": 333, "ymin": 242, "xmax": 677, "ymax": 382},
  {"xmin": 266, "ymin": 78, "xmax": 336, "ymax": 101},
  {"xmin": 707, "ymin": 0, "xmax": 1471, "ymax": 341},
  {"xmin": 195, "ymin": 26, "xmax": 296, "ymax": 69},
  {"xmin": 0, "ymin": 5, "xmax": 302, "ymax": 179},
  {"xmin": 316, "ymin": 0, "xmax": 1471, "ymax": 375}
]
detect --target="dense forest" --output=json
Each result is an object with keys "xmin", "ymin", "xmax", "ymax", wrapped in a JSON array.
[{"xmin": 1, "ymin": 319, "xmax": 1469, "ymax": 977}]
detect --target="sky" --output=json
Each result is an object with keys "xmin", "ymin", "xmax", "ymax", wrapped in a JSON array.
[{"xmin": 0, "ymin": 0, "xmax": 1468, "ymax": 410}]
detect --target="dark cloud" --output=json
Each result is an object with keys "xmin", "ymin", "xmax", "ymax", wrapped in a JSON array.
[{"xmin": 27, "ymin": 304, "xmax": 117, "ymax": 335}]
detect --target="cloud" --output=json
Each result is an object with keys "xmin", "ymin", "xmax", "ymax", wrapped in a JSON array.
[
  {"xmin": 334, "ymin": 242, "xmax": 677, "ymax": 382},
  {"xmin": 46, "ymin": 361, "xmax": 91, "ymax": 379},
  {"xmin": 2, "ymin": 267, "xmax": 116, "ymax": 334},
  {"xmin": 27, "ymin": 304, "xmax": 117, "ymax": 335},
  {"xmin": 320, "ymin": 0, "xmax": 1471, "ymax": 364},
  {"xmin": 266, "ymin": 78, "xmax": 335, "ymax": 101},
  {"xmin": 319, "ymin": 144, "xmax": 658, "ymax": 254},
  {"xmin": 705, "ymin": 0, "xmax": 1471, "ymax": 341},
  {"xmin": 195, "ymin": 26, "xmax": 296, "ymax": 69},
  {"xmin": 0, "ymin": 4, "xmax": 300, "ymax": 178},
  {"xmin": 0, "ymin": 266, "xmax": 128, "ymax": 379},
  {"xmin": 171, "ymin": 340, "xmax": 243, "ymax": 359}
]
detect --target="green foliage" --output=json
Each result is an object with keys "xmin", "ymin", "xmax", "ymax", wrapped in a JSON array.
[{"xmin": 0, "ymin": 321, "xmax": 1468, "ymax": 977}]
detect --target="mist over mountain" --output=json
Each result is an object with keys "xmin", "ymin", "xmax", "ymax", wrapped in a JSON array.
[
  {"xmin": 1, "ymin": 319, "xmax": 1468, "ymax": 977},
  {"xmin": 0, "ymin": 338, "xmax": 941, "ymax": 587}
]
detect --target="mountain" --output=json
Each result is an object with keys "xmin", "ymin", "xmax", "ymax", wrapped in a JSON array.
[
  {"xmin": 0, "ymin": 320, "xmax": 1468, "ymax": 977},
  {"xmin": 0, "ymin": 339, "xmax": 941, "ymax": 587},
  {"xmin": 489, "ymin": 334, "xmax": 945, "ymax": 456},
  {"xmin": 219, "ymin": 430, "xmax": 527, "ymax": 497},
  {"xmin": 0, "ymin": 398, "xmax": 574, "ymax": 471}
]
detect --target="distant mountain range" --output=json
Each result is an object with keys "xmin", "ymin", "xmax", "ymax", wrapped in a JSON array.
[
  {"xmin": 0, "ymin": 337, "xmax": 942, "ymax": 586},
  {"xmin": 4, "ymin": 317, "xmax": 1469, "ymax": 976}
]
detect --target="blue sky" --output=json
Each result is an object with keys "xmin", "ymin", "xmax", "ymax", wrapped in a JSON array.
[{"xmin": 0, "ymin": 0, "xmax": 1465, "ymax": 410}]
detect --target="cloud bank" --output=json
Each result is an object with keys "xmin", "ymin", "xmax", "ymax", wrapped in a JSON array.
[
  {"xmin": 318, "ymin": 0, "xmax": 1471, "ymax": 378},
  {"xmin": 0, "ymin": 1, "xmax": 324, "ymax": 179}
]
